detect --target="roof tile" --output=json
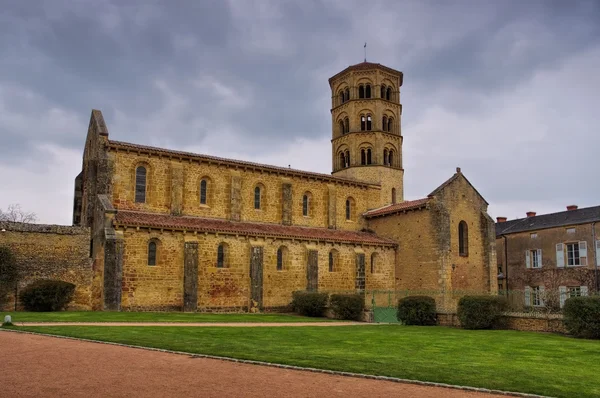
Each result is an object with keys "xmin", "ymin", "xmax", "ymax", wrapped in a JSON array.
[{"xmin": 363, "ymin": 198, "xmax": 429, "ymax": 218}]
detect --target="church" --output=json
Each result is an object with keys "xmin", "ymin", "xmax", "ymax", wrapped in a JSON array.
[{"xmin": 73, "ymin": 61, "xmax": 497, "ymax": 312}]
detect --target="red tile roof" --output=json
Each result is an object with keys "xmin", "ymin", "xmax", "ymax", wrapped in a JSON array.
[
  {"xmin": 363, "ymin": 198, "xmax": 429, "ymax": 218},
  {"xmin": 107, "ymin": 140, "xmax": 377, "ymax": 188},
  {"xmin": 114, "ymin": 210, "xmax": 397, "ymax": 246}
]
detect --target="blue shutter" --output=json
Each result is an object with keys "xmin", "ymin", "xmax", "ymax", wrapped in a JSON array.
[
  {"xmin": 525, "ymin": 250, "xmax": 530, "ymax": 268},
  {"xmin": 556, "ymin": 243, "xmax": 565, "ymax": 268},
  {"xmin": 537, "ymin": 249, "xmax": 542, "ymax": 268}
]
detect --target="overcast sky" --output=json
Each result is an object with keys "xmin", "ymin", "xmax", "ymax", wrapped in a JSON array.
[{"xmin": 1, "ymin": 0, "xmax": 599, "ymax": 225}]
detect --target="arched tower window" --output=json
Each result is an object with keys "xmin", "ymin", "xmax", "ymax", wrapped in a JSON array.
[
  {"xmin": 392, "ymin": 188, "xmax": 397, "ymax": 204},
  {"xmin": 367, "ymin": 148, "xmax": 372, "ymax": 165},
  {"xmin": 254, "ymin": 186, "xmax": 262, "ymax": 209},
  {"xmin": 361, "ymin": 149, "xmax": 366, "ymax": 165},
  {"xmin": 388, "ymin": 117, "xmax": 393, "ymax": 133},
  {"xmin": 345, "ymin": 150, "xmax": 350, "ymax": 167},
  {"xmin": 217, "ymin": 243, "xmax": 229, "ymax": 268},
  {"xmin": 339, "ymin": 120, "xmax": 345, "ymax": 135},
  {"xmin": 339, "ymin": 152, "xmax": 346, "ymax": 169},
  {"xmin": 135, "ymin": 166, "xmax": 147, "ymax": 203},
  {"xmin": 459, "ymin": 221, "xmax": 469, "ymax": 256},
  {"xmin": 386, "ymin": 87, "xmax": 392, "ymax": 101},
  {"xmin": 388, "ymin": 150, "xmax": 394, "ymax": 167},
  {"xmin": 200, "ymin": 179, "xmax": 208, "ymax": 205},
  {"xmin": 365, "ymin": 84, "xmax": 371, "ymax": 98},
  {"xmin": 359, "ymin": 85, "xmax": 365, "ymax": 98},
  {"xmin": 380, "ymin": 85, "xmax": 386, "ymax": 98},
  {"xmin": 344, "ymin": 117, "xmax": 349, "ymax": 133},
  {"xmin": 383, "ymin": 149, "xmax": 389, "ymax": 165},
  {"xmin": 366, "ymin": 115, "xmax": 372, "ymax": 130},
  {"xmin": 339, "ymin": 91, "xmax": 344, "ymax": 104},
  {"xmin": 382, "ymin": 116, "xmax": 388, "ymax": 131},
  {"xmin": 360, "ymin": 115, "xmax": 366, "ymax": 131},
  {"xmin": 344, "ymin": 88, "xmax": 350, "ymax": 101},
  {"xmin": 302, "ymin": 192, "xmax": 311, "ymax": 217},
  {"xmin": 148, "ymin": 240, "xmax": 157, "ymax": 266}
]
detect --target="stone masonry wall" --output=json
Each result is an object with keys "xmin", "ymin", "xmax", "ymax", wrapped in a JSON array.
[
  {"xmin": 0, "ymin": 221, "xmax": 93, "ymax": 310},
  {"xmin": 118, "ymin": 228, "xmax": 395, "ymax": 311}
]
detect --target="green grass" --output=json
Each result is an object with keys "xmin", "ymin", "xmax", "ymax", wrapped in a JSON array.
[
  {"xmin": 0, "ymin": 311, "xmax": 335, "ymax": 323},
  {"xmin": 9, "ymin": 325, "xmax": 600, "ymax": 398}
]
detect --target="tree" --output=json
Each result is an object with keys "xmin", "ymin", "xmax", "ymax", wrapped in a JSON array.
[
  {"xmin": 0, "ymin": 203, "xmax": 37, "ymax": 223},
  {"xmin": 0, "ymin": 246, "xmax": 17, "ymax": 306}
]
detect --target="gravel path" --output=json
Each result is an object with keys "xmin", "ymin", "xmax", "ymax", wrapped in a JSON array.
[
  {"xmin": 14, "ymin": 321, "xmax": 368, "ymax": 327},
  {"xmin": 0, "ymin": 331, "xmax": 512, "ymax": 398}
]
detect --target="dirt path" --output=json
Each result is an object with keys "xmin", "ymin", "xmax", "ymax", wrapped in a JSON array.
[
  {"xmin": 13, "ymin": 321, "xmax": 367, "ymax": 327},
  {"xmin": 0, "ymin": 331, "xmax": 514, "ymax": 398}
]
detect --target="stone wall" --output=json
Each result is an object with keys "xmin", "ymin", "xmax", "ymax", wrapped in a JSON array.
[
  {"xmin": 0, "ymin": 221, "xmax": 93, "ymax": 310},
  {"xmin": 436, "ymin": 311, "xmax": 567, "ymax": 334},
  {"xmin": 117, "ymin": 228, "xmax": 395, "ymax": 311}
]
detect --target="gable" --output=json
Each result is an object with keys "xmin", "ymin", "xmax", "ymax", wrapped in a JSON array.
[{"xmin": 429, "ymin": 168, "xmax": 489, "ymax": 207}]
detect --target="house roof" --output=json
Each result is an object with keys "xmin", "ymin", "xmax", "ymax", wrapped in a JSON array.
[
  {"xmin": 429, "ymin": 169, "xmax": 489, "ymax": 206},
  {"xmin": 328, "ymin": 62, "xmax": 403, "ymax": 85},
  {"xmin": 496, "ymin": 205, "xmax": 600, "ymax": 236},
  {"xmin": 114, "ymin": 210, "xmax": 397, "ymax": 246},
  {"xmin": 107, "ymin": 140, "xmax": 377, "ymax": 189},
  {"xmin": 363, "ymin": 198, "xmax": 429, "ymax": 218}
]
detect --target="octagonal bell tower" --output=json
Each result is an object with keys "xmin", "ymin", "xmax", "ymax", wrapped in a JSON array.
[{"xmin": 329, "ymin": 62, "xmax": 404, "ymax": 207}]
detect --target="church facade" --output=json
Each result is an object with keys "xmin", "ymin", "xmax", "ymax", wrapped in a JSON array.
[{"xmin": 74, "ymin": 62, "xmax": 497, "ymax": 312}]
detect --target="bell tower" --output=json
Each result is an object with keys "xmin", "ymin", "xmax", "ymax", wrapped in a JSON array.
[{"xmin": 329, "ymin": 62, "xmax": 404, "ymax": 206}]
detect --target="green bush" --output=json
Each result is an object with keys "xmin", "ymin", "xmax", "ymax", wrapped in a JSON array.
[
  {"xmin": 330, "ymin": 294, "xmax": 365, "ymax": 320},
  {"xmin": 563, "ymin": 296, "xmax": 600, "ymax": 339},
  {"xmin": 19, "ymin": 279, "xmax": 76, "ymax": 312},
  {"xmin": 291, "ymin": 291, "xmax": 329, "ymax": 317},
  {"xmin": 397, "ymin": 296, "xmax": 437, "ymax": 325},
  {"xmin": 457, "ymin": 295, "xmax": 505, "ymax": 329}
]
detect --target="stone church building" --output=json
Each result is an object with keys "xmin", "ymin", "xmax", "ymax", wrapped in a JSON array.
[{"xmin": 72, "ymin": 62, "xmax": 497, "ymax": 312}]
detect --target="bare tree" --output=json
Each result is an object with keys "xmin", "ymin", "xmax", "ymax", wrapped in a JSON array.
[{"xmin": 0, "ymin": 204, "xmax": 37, "ymax": 223}]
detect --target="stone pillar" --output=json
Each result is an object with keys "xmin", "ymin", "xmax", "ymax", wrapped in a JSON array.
[
  {"xmin": 327, "ymin": 185, "xmax": 337, "ymax": 229},
  {"xmin": 103, "ymin": 228, "xmax": 123, "ymax": 311},
  {"xmin": 183, "ymin": 242, "xmax": 199, "ymax": 312},
  {"xmin": 307, "ymin": 250, "xmax": 319, "ymax": 291},
  {"xmin": 281, "ymin": 182, "xmax": 293, "ymax": 226},
  {"xmin": 170, "ymin": 162, "xmax": 184, "ymax": 216},
  {"xmin": 250, "ymin": 246, "xmax": 264, "ymax": 310},
  {"xmin": 230, "ymin": 173, "xmax": 242, "ymax": 221}
]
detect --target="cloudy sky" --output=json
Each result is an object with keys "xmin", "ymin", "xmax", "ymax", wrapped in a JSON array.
[{"xmin": 1, "ymin": 0, "xmax": 599, "ymax": 225}]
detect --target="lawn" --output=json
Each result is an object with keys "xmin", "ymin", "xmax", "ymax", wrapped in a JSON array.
[
  {"xmin": 0, "ymin": 311, "xmax": 335, "ymax": 323},
  {"xmin": 8, "ymin": 325, "xmax": 600, "ymax": 398}
]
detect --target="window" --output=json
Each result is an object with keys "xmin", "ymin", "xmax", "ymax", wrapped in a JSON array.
[
  {"xmin": 329, "ymin": 251, "xmax": 334, "ymax": 272},
  {"xmin": 135, "ymin": 166, "xmax": 147, "ymax": 203},
  {"xmin": 339, "ymin": 152, "xmax": 346, "ymax": 169},
  {"xmin": 387, "ymin": 118, "xmax": 393, "ymax": 133},
  {"xmin": 254, "ymin": 186, "xmax": 261, "ymax": 209},
  {"xmin": 458, "ymin": 221, "xmax": 468, "ymax": 256},
  {"xmin": 559, "ymin": 285, "xmax": 588, "ymax": 308},
  {"xmin": 386, "ymin": 87, "xmax": 392, "ymax": 101},
  {"xmin": 217, "ymin": 243, "xmax": 228, "ymax": 268},
  {"xmin": 366, "ymin": 115, "xmax": 372, "ymax": 130},
  {"xmin": 345, "ymin": 150, "xmax": 350, "ymax": 167},
  {"xmin": 346, "ymin": 199, "xmax": 351, "ymax": 220},
  {"xmin": 344, "ymin": 118, "xmax": 349, "ymax": 134},
  {"xmin": 365, "ymin": 84, "xmax": 371, "ymax": 98},
  {"xmin": 200, "ymin": 179, "xmax": 208, "ymax": 205},
  {"xmin": 302, "ymin": 193, "xmax": 311, "ymax": 217},
  {"xmin": 566, "ymin": 242, "xmax": 587, "ymax": 266},
  {"xmin": 380, "ymin": 85, "xmax": 386, "ymax": 98},
  {"xmin": 339, "ymin": 120, "xmax": 345, "ymax": 135},
  {"xmin": 382, "ymin": 116, "xmax": 388, "ymax": 131},
  {"xmin": 526, "ymin": 249, "xmax": 542, "ymax": 268},
  {"xmin": 277, "ymin": 246, "xmax": 287, "ymax": 271},
  {"xmin": 360, "ymin": 115, "xmax": 366, "ymax": 131},
  {"xmin": 567, "ymin": 228, "xmax": 576, "ymax": 234},
  {"xmin": 391, "ymin": 188, "xmax": 396, "ymax": 204},
  {"xmin": 525, "ymin": 285, "xmax": 544, "ymax": 307},
  {"xmin": 344, "ymin": 88, "xmax": 350, "ymax": 101},
  {"xmin": 388, "ymin": 150, "xmax": 394, "ymax": 167},
  {"xmin": 359, "ymin": 85, "xmax": 365, "ymax": 98},
  {"xmin": 383, "ymin": 149, "xmax": 388, "ymax": 165},
  {"xmin": 366, "ymin": 148, "xmax": 372, "ymax": 165},
  {"xmin": 361, "ymin": 149, "xmax": 366, "ymax": 165},
  {"xmin": 147, "ymin": 241, "xmax": 157, "ymax": 266}
]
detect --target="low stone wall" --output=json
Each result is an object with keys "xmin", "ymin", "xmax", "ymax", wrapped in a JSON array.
[
  {"xmin": 0, "ymin": 221, "xmax": 93, "ymax": 310},
  {"xmin": 435, "ymin": 311, "xmax": 566, "ymax": 333}
]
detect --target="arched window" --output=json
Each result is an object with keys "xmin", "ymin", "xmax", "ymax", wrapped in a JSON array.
[
  {"xmin": 380, "ymin": 85, "xmax": 386, "ymax": 98},
  {"xmin": 388, "ymin": 150, "xmax": 394, "ymax": 167},
  {"xmin": 329, "ymin": 251, "xmax": 334, "ymax": 272},
  {"xmin": 392, "ymin": 188, "xmax": 397, "ymax": 204},
  {"xmin": 302, "ymin": 193, "xmax": 310, "ymax": 217},
  {"xmin": 277, "ymin": 246, "xmax": 288, "ymax": 271},
  {"xmin": 200, "ymin": 179, "xmax": 208, "ymax": 205},
  {"xmin": 367, "ymin": 148, "xmax": 372, "ymax": 165},
  {"xmin": 217, "ymin": 243, "xmax": 228, "ymax": 268},
  {"xmin": 370, "ymin": 252, "xmax": 378, "ymax": 273},
  {"xmin": 366, "ymin": 115, "xmax": 372, "ymax": 130},
  {"xmin": 339, "ymin": 120, "xmax": 345, "ymax": 135},
  {"xmin": 339, "ymin": 152, "xmax": 346, "ymax": 169},
  {"xmin": 345, "ymin": 150, "xmax": 350, "ymax": 167},
  {"xmin": 329, "ymin": 250, "xmax": 339, "ymax": 272},
  {"xmin": 459, "ymin": 221, "xmax": 469, "ymax": 256},
  {"xmin": 345, "ymin": 198, "xmax": 354, "ymax": 220},
  {"xmin": 383, "ymin": 149, "xmax": 389, "ymax": 165},
  {"xmin": 388, "ymin": 118, "xmax": 393, "ymax": 133},
  {"xmin": 365, "ymin": 84, "xmax": 371, "ymax": 98},
  {"xmin": 344, "ymin": 88, "xmax": 350, "ymax": 101},
  {"xmin": 148, "ymin": 241, "xmax": 157, "ymax": 266},
  {"xmin": 344, "ymin": 117, "xmax": 349, "ymax": 133},
  {"xmin": 386, "ymin": 87, "xmax": 392, "ymax": 101},
  {"xmin": 135, "ymin": 166, "xmax": 147, "ymax": 203},
  {"xmin": 361, "ymin": 149, "xmax": 366, "ymax": 165},
  {"xmin": 254, "ymin": 186, "xmax": 261, "ymax": 209},
  {"xmin": 359, "ymin": 85, "xmax": 365, "ymax": 98},
  {"xmin": 339, "ymin": 91, "xmax": 344, "ymax": 104},
  {"xmin": 382, "ymin": 116, "xmax": 388, "ymax": 131},
  {"xmin": 360, "ymin": 115, "xmax": 366, "ymax": 131}
]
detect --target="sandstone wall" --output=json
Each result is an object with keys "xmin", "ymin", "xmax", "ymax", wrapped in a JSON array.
[{"xmin": 0, "ymin": 221, "xmax": 93, "ymax": 310}]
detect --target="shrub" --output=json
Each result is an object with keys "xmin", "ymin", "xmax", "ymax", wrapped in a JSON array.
[
  {"xmin": 457, "ymin": 295, "xmax": 505, "ymax": 329},
  {"xmin": 291, "ymin": 291, "xmax": 329, "ymax": 317},
  {"xmin": 563, "ymin": 296, "xmax": 600, "ymax": 339},
  {"xmin": 397, "ymin": 296, "xmax": 437, "ymax": 325},
  {"xmin": 330, "ymin": 293, "xmax": 365, "ymax": 321},
  {"xmin": 19, "ymin": 279, "xmax": 75, "ymax": 312}
]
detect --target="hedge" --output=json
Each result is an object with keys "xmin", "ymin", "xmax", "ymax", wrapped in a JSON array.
[
  {"xmin": 457, "ymin": 295, "xmax": 505, "ymax": 329},
  {"xmin": 563, "ymin": 296, "xmax": 600, "ymax": 339},
  {"xmin": 19, "ymin": 279, "xmax": 75, "ymax": 312},
  {"xmin": 330, "ymin": 293, "xmax": 365, "ymax": 320},
  {"xmin": 397, "ymin": 296, "xmax": 437, "ymax": 325},
  {"xmin": 291, "ymin": 291, "xmax": 329, "ymax": 317}
]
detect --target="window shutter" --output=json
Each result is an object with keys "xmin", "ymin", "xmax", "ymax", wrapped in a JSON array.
[
  {"xmin": 524, "ymin": 286, "xmax": 531, "ymax": 307},
  {"xmin": 539, "ymin": 286, "xmax": 545, "ymax": 306},
  {"xmin": 537, "ymin": 249, "xmax": 542, "ymax": 267},
  {"xmin": 579, "ymin": 241, "xmax": 588, "ymax": 265},
  {"xmin": 596, "ymin": 240, "xmax": 600, "ymax": 266},
  {"xmin": 556, "ymin": 243, "xmax": 564, "ymax": 268},
  {"xmin": 559, "ymin": 286, "xmax": 567, "ymax": 308},
  {"xmin": 581, "ymin": 286, "xmax": 588, "ymax": 296},
  {"xmin": 525, "ymin": 250, "xmax": 530, "ymax": 268}
]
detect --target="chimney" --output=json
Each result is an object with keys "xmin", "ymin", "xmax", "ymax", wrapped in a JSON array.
[
  {"xmin": 496, "ymin": 217, "xmax": 507, "ymax": 223},
  {"xmin": 567, "ymin": 205, "xmax": 578, "ymax": 211},
  {"xmin": 526, "ymin": 211, "xmax": 536, "ymax": 218}
]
